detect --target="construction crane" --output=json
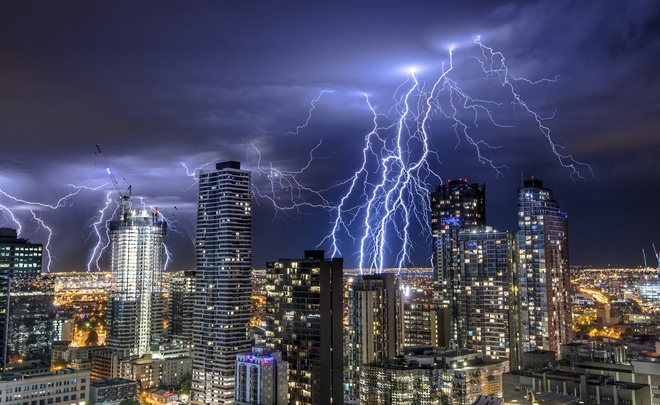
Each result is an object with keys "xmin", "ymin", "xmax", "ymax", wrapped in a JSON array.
[
  {"xmin": 174, "ymin": 206, "xmax": 195, "ymax": 246},
  {"xmin": 95, "ymin": 144, "xmax": 132, "ymax": 214},
  {"xmin": 643, "ymin": 248, "xmax": 649, "ymax": 274},
  {"xmin": 653, "ymin": 243, "xmax": 659, "ymax": 271}
]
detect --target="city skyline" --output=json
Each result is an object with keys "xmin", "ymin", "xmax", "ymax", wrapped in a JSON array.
[{"xmin": 1, "ymin": 2, "xmax": 659, "ymax": 271}]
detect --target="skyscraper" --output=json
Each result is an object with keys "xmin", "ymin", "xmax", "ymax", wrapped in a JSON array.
[
  {"xmin": 168, "ymin": 270, "xmax": 195, "ymax": 344},
  {"xmin": 457, "ymin": 227, "xmax": 520, "ymax": 370},
  {"xmin": 192, "ymin": 161, "xmax": 252, "ymax": 405},
  {"xmin": 517, "ymin": 179, "xmax": 571, "ymax": 353},
  {"xmin": 106, "ymin": 205, "xmax": 167, "ymax": 359},
  {"xmin": 346, "ymin": 273, "xmax": 403, "ymax": 404},
  {"xmin": 266, "ymin": 250, "xmax": 343, "ymax": 405},
  {"xmin": 0, "ymin": 228, "xmax": 49, "ymax": 370},
  {"xmin": 431, "ymin": 179, "xmax": 486, "ymax": 345},
  {"xmin": 403, "ymin": 290, "xmax": 446, "ymax": 348}
]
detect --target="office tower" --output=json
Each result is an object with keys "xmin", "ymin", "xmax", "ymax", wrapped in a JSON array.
[
  {"xmin": 360, "ymin": 347, "xmax": 507, "ymax": 405},
  {"xmin": 192, "ymin": 161, "xmax": 252, "ymax": 405},
  {"xmin": 106, "ymin": 205, "xmax": 167, "ymax": 359},
  {"xmin": 403, "ymin": 289, "xmax": 446, "ymax": 348},
  {"xmin": 0, "ymin": 228, "xmax": 43, "ymax": 276},
  {"xmin": 517, "ymin": 179, "xmax": 571, "ymax": 353},
  {"xmin": 234, "ymin": 347, "xmax": 287, "ymax": 405},
  {"xmin": 346, "ymin": 273, "xmax": 403, "ymax": 404},
  {"xmin": 168, "ymin": 270, "xmax": 195, "ymax": 343},
  {"xmin": 266, "ymin": 250, "xmax": 343, "ymax": 405},
  {"xmin": 6, "ymin": 275, "xmax": 55, "ymax": 365},
  {"xmin": 457, "ymin": 227, "xmax": 520, "ymax": 370},
  {"xmin": 0, "ymin": 228, "xmax": 44, "ymax": 370},
  {"xmin": 431, "ymin": 179, "xmax": 486, "ymax": 345}
]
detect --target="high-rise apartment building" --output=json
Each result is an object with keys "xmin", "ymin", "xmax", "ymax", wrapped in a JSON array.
[
  {"xmin": 431, "ymin": 179, "xmax": 486, "ymax": 345},
  {"xmin": 192, "ymin": 161, "xmax": 252, "ymax": 405},
  {"xmin": 457, "ymin": 228, "xmax": 520, "ymax": 370},
  {"xmin": 517, "ymin": 179, "xmax": 571, "ymax": 353},
  {"xmin": 168, "ymin": 270, "xmax": 195, "ymax": 344},
  {"xmin": 106, "ymin": 205, "xmax": 167, "ymax": 359},
  {"xmin": 403, "ymin": 289, "xmax": 446, "ymax": 348},
  {"xmin": 266, "ymin": 250, "xmax": 343, "ymax": 405},
  {"xmin": 234, "ymin": 347, "xmax": 287, "ymax": 405},
  {"xmin": 346, "ymin": 273, "xmax": 404, "ymax": 404}
]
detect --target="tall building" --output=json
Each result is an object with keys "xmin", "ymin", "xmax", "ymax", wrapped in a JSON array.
[
  {"xmin": 517, "ymin": 179, "xmax": 571, "ymax": 353},
  {"xmin": 266, "ymin": 250, "xmax": 343, "ymax": 405},
  {"xmin": 0, "ymin": 228, "xmax": 49, "ymax": 370},
  {"xmin": 403, "ymin": 289, "xmax": 446, "ymax": 348},
  {"xmin": 192, "ymin": 161, "xmax": 252, "ymax": 405},
  {"xmin": 431, "ymin": 179, "xmax": 486, "ymax": 345},
  {"xmin": 457, "ymin": 227, "xmax": 520, "ymax": 370},
  {"xmin": 0, "ymin": 228, "xmax": 43, "ymax": 276},
  {"xmin": 168, "ymin": 270, "xmax": 195, "ymax": 343},
  {"xmin": 106, "ymin": 205, "xmax": 167, "ymax": 359},
  {"xmin": 346, "ymin": 273, "xmax": 403, "ymax": 404},
  {"xmin": 6, "ymin": 275, "xmax": 55, "ymax": 365},
  {"xmin": 234, "ymin": 347, "xmax": 287, "ymax": 405}
]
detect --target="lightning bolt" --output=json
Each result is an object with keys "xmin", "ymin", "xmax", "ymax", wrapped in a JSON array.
[
  {"xmin": 253, "ymin": 38, "xmax": 593, "ymax": 273},
  {"xmin": 0, "ymin": 184, "xmax": 108, "ymax": 272},
  {"xmin": 286, "ymin": 90, "xmax": 334, "ymax": 135},
  {"xmin": 86, "ymin": 191, "xmax": 118, "ymax": 272},
  {"xmin": 472, "ymin": 37, "xmax": 594, "ymax": 180},
  {"xmin": 181, "ymin": 160, "xmax": 219, "ymax": 191},
  {"xmin": 29, "ymin": 210, "xmax": 53, "ymax": 272}
]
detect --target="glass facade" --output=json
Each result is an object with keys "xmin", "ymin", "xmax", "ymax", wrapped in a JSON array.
[
  {"xmin": 517, "ymin": 179, "xmax": 571, "ymax": 353},
  {"xmin": 431, "ymin": 180, "xmax": 486, "ymax": 344},
  {"xmin": 106, "ymin": 206, "xmax": 166, "ymax": 359}
]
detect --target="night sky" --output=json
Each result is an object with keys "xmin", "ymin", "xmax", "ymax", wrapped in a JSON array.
[{"xmin": 1, "ymin": 1, "xmax": 659, "ymax": 272}]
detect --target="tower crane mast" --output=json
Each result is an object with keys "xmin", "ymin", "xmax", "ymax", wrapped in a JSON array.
[{"xmin": 95, "ymin": 144, "xmax": 132, "ymax": 214}]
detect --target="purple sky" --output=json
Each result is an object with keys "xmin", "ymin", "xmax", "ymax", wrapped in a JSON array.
[{"xmin": 1, "ymin": 1, "xmax": 659, "ymax": 271}]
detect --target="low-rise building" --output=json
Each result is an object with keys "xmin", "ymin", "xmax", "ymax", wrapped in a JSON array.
[
  {"xmin": 89, "ymin": 378, "xmax": 137, "ymax": 405},
  {"xmin": 145, "ymin": 389, "xmax": 178, "ymax": 405},
  {"xmin": 0, "ymin": 368, "xmax": 90, "ymax": 405},
  {"xmin": 360, "ymin": 347, "xmax": 507, "ymax": 404}
]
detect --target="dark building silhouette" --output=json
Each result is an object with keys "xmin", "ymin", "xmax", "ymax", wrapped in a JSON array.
[
  {"xmin": 346, "ymin": 273, "xmax": 403, "ymax": 403},
  {"xmin": 266, "ymin": 250, "xmax": 343, "ymax": 405},
  {"xmin": 168, "ymin": 270, "xmax": 195, "ymax": 344}
]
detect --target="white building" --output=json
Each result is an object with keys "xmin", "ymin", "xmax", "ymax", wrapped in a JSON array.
[
  {"xmin": 191, "ymin": 161, "xmax": 252, "ymax": 405},
  {"xmin": 0, "ymin": 369, "xmax": 90, "ymax": 405},
  {"xmin": 106, "ymin": 205, "xmax": 167, "ymax": 359}
]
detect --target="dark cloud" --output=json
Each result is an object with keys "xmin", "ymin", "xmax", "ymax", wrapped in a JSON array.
[{"xmin": 0, "ymin": 0, "xmax": 659, "ymax": 270}]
